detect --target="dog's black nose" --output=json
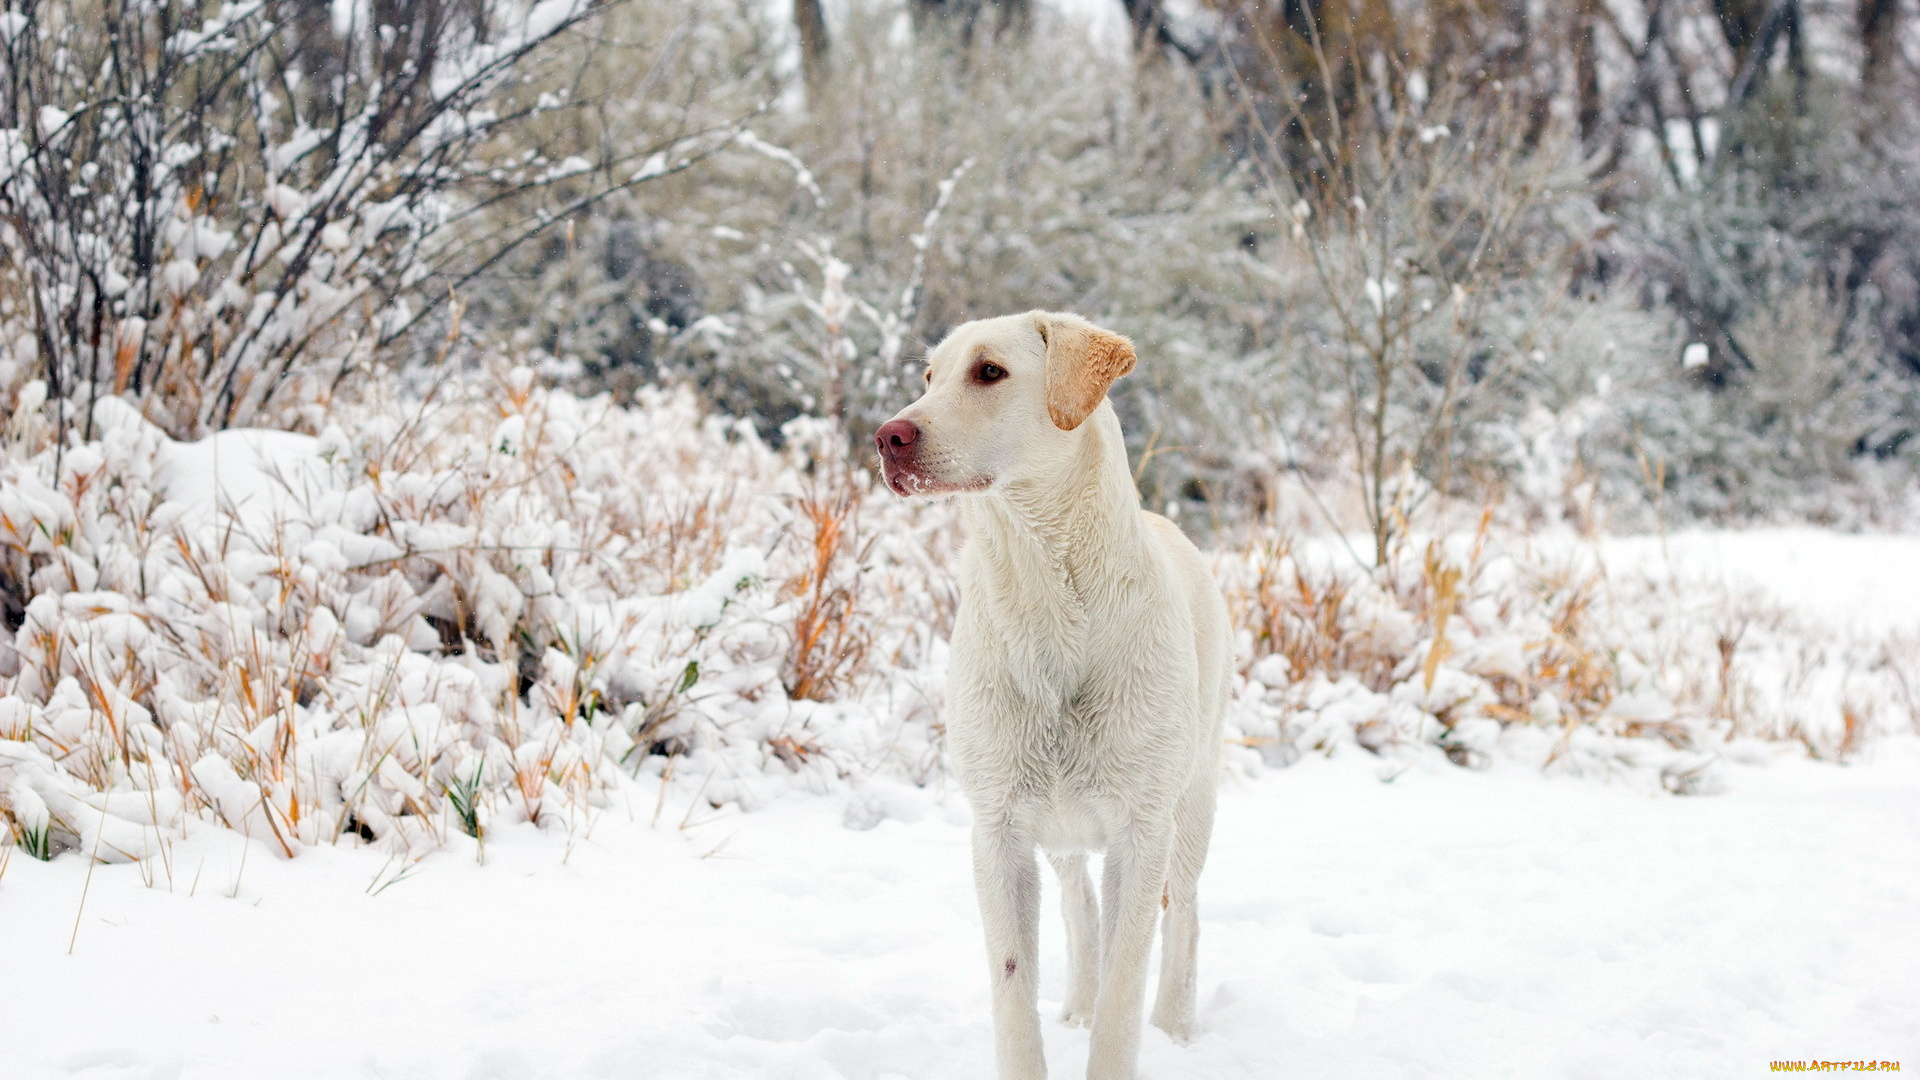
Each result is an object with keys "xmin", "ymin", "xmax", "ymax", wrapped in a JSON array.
[{"xmin": 875, "ymin": 419, "xmax": 919, "ymax": 458}]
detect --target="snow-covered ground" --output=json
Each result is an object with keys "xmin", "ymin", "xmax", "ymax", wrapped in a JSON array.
[
  {"xmin": 3, "ymin": 738, "xmax": 1916, "ymax": 1080},
  {"xmin": 1604, "ymin": 528, "xmax": 1920, "ymax": 636}
]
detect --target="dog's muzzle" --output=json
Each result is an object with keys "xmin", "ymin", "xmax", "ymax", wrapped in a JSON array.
[{"xmin": 875, "ymin": 419, "xmax": 921, "ymax": 495}]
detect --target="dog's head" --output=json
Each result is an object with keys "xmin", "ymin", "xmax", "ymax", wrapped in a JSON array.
[{"xmin": 874, "ymin": 311, "xmax": 1135, "ymax": 497}]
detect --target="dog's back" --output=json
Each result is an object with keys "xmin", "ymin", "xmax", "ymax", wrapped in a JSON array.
[{"xmin": 1142, "ymin": 509, "xmax": 1233, "ymax": 753}]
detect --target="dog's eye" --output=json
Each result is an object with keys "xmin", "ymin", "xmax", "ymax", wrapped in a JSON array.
[
  {"xmin": 975, "ymin": 362, "xmax": 1006, "ymax": 384},
  {"xmin": 923, "ymin": 368, "xmax": 933, "ymax": 385}
]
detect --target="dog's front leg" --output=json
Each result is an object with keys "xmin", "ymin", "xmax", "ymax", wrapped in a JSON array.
[
  {"xmin": 1087, "ymin": 821, "xmax": 1173, "ymax": 1080},
  {"xmin": 973, "ymin": 822, "xmax": 1046, "ymax": 1080}
]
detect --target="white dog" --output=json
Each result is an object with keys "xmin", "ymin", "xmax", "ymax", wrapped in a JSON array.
[{"xmin": 875, "ymin": 311, "xmax": 1231, "ymax": 1080}]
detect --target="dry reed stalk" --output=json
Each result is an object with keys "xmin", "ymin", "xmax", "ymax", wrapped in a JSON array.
[
  {"xmin": 1714, "ymin": 621, "xmax": 1747, "ymax": 727},
  {"xmin": 1881, "ymin": 633, "xmax": 1920, "ymax": 735},
  {"xmin": 767, "ymin": 735, "xmax": 820, "ymax": 772},
  {"xmin": 782, "ymin": 470, "xmax": 872, "ymax": 703},
  {"xmin": 1420, "ymin": 541, "xmax": 1464, "ymax": 693},
  {"xmin": 1837, "ymin": 705, "xmax": 1866, "ymax": 760},
  {"xmin": 1527, "ymin": 567, "xmax": 1614, "ymax": 721}
]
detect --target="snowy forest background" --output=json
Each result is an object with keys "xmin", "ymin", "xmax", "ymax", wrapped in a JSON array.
[{"xmin": 3, "ymin": 0, "xmax": 1920, "ymax": 865}]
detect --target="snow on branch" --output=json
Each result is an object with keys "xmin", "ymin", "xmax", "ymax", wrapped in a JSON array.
[{"xmin": 0, "ymin": 0, "xmax": 707, "ymax": 439}]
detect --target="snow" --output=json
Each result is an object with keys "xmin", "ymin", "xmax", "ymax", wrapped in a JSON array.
[
  {"xmin": 154, "ymin": 427, "xmax": 328, "ymax": 534},
  {"xmin": 1603, "ymin": 529, "xmax": 1920, "ymax": 636},
  {"xmin": 1, "ymin": 742, "xmax": 1914, "ymax": 1079}
]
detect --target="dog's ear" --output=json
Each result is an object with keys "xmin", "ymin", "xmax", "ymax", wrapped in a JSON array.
[{"xmin": 1034, "ymin": 312, "xmax": 1135, "ymax": 431}]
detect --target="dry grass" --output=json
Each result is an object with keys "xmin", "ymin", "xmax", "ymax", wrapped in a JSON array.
[
  {"xmin": 781, "ymin": 468, "xmax": 874, "ymax": 704},
  {"xmin": 0, "ymin": 372, "xmax": 956, "ymax": 861},
  {"xmin": 1239, "ymin": 536, "xmax": 1389, "ymax": 690},
  {"xmin": 1220, "ymin": 505, "xmax": 1909, "ymax": 778}
]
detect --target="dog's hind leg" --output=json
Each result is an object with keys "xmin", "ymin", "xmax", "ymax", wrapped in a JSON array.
[
  {"xmin": 1150, "ymin": 778, "xmax": 1216, "ymax": 1043},
  {"xmin": 1048, "ymin": 852, "xmax": 1100, "ymax": 1027},
  {"xmin": 1087, "ymin": 819, "xmax": 1173, "ymax": 1080},
  {"xmin": 974, "ymin": 824, "xmax": 1047, "ymax": 1080}
]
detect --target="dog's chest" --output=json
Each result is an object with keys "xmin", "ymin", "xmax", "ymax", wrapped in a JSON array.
[
  {"xmin": 951, "ymin": 573, "xmax": 1179, "ymax": 774},
  {"xmin": 963, "ymin": 564, "xmax": 1105, "ymax": 699},
  {"xmin": 946, "ymin": 507, "xmax": 1198, "ymax": 812}
]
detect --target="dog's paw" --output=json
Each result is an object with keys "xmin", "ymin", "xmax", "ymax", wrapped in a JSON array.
[
  {"xmin": 1059, "ymin": 1001, "xmax": 1096, "ymax": 1029},
  {"xmin": 1149, "ymin": 1010, "xmax": 1195, "ymax": 1045}
]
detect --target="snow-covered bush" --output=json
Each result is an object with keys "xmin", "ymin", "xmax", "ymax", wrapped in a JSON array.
[
  {"xmin": 0, "ymin": 373, "xmax": 956, "ymax": 861},
  {"xmin": 0, "ymin": 0, "xmax": 725, "ymax": 439},
  {"xmin": 1218, "ymin": 521, "xmax": 1920, "ymax": 786},
  {"xmin": 2, "ymin": 376, "xmax": 1913, "ymax": 864},
  {"xmin": 1590, "ymin": 74, "xmax": 1920, "ymax": 527}
]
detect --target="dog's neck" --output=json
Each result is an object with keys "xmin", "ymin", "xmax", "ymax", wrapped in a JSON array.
[{"xmin": 960, "ymin": 403, "xmax": 1145, "ymax": 600}]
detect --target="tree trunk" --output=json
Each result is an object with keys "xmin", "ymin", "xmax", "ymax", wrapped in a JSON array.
[
  {"xmin": 1720, "ymin": 0, "xmax": 1793, "ymax": 104},
  {"xmin": 1710, "ymin": 0, "xmax": 1771, "ymax": 59},
  {"xmin": 910, "ymin": 0, "xmax": 1029, "ymax": 46},
  {"xmin": 1785, "ymin": 0, "xmax": 1807, "ymax": 113},
  {"xmin": 1574, "ymin": 0, "xmax": 1604, "ymax": 151},
  {"xmin": 1122, "ymin": 0, "xmax": 1181, "ymax": 58},
  {"xmin": 795, "ymin": 0, "xmax": 830, "ymax": 96},
  {"xmin": 997, "ymin": 0, "xmax": 1033, "ymax": 38},
  {"xmin": 1859, "ymin": 0, "xmax": 1900, "ymax": 89}
]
